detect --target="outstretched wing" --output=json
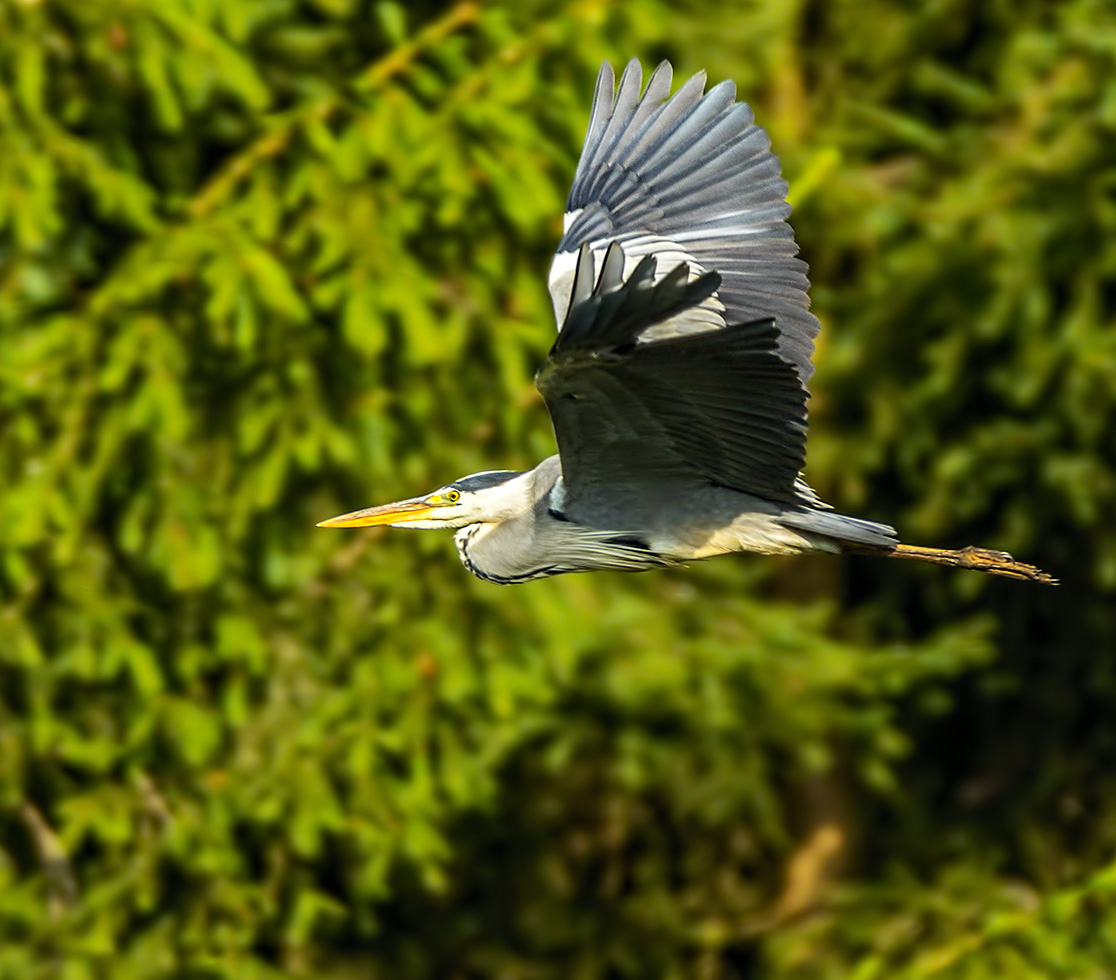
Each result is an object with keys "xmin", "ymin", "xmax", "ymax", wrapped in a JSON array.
[
  {"xmin": 549, "ymin": 59, "xmax": 820, "ymax": 382},
  {"xmin": 538, "ymin": 244, "xmax": 808, "ymax": 515}
]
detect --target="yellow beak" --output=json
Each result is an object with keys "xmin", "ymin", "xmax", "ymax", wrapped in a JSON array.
[{"xmin": 316, "ymin": 498, "xmax": 435, "ymax": 528}]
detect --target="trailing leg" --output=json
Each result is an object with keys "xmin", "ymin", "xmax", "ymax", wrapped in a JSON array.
[{"xmin": 875, "ymin": 543, "xmax": 1058, "ymax": 584}]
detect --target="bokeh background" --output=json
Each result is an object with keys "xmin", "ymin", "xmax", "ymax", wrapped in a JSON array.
[{"xmin": 2, "ymin": 0, "xmax": 1115, "ymax": 976}]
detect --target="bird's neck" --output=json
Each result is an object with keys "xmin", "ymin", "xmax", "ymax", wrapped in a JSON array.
[{"xmin": 453, "ymin": 458, "xmax": 563, "ymax": 583}]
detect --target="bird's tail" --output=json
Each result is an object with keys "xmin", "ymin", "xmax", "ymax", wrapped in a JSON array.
[{"xmin": 866, "ymin": 543, "xmax": 1058, "ymax": 584}]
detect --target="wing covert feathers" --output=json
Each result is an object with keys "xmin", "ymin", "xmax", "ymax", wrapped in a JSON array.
[{"xmin": 556, "ymin": 243, "xmax": 722, "ymax": 353}]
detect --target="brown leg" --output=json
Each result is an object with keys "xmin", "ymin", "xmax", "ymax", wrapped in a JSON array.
[{"xmin": 882, "ymin": 543, "xmax": 1058, "ymax": 585}]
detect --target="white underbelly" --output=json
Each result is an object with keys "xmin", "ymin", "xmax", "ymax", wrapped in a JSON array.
[{"xmin": 648, "ymin": 510, "xmax": 841, "ymax": 559}]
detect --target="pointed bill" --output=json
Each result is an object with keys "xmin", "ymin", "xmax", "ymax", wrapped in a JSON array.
[{"xmin": 316, "ymin": 498, "xmax": 434, "ymax": 528}]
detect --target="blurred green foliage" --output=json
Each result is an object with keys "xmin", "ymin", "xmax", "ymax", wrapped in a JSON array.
[{"xmin": 1, "ymin": 0, "xmax": 1114, "ymax": 977}]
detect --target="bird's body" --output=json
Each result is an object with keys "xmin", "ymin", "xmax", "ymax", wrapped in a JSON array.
[
  {"xmin": 450, "ymin": 455, "xmax": 846, "ymax": 585},
  {"xmin": 319, "ymin": 60, "xmax": 1055, "ymax": 586}
]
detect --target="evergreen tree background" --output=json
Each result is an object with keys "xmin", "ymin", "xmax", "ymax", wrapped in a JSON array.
[{"xmin": 1, "ymin": 0, "xmax": 1115, "ymax": 976}]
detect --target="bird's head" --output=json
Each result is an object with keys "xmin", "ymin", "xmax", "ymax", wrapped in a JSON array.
[{"xmin": 316, "ymin": 470, "xmax": 526, "ymax": 531}]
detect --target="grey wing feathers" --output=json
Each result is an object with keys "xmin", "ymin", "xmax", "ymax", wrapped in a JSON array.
[
  {"xmin": 539, "ymin": 246, "xmax": 808, "ymax": 508},
  {"xmin": 619, "ymin": 318, "xmax": 809, "ymax": 501},
  {"xmin": 551, "ymin": 59, "xmax": 820, "ymax": 381}
]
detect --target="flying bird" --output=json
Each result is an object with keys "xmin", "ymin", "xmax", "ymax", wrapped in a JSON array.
[{"xmin": 318, "ymin": 60, "xmax": 1055, "ymax": 586}]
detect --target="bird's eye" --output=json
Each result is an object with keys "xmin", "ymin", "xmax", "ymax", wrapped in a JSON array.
[{"xmin": 445, "ymin": 489, "xmax": 461, "ymax": 503}]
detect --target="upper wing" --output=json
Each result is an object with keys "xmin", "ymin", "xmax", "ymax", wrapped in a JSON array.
[
  {"xmin": 538, "ymin": 244, "xmax": 808, "ymax": 515},
  {"xmin": 548, "ymin": 59, "xmax": 820, "ymax": 382}
]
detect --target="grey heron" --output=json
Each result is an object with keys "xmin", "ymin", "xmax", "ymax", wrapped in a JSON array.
[{"xmin": 318, "ymin": 60, "xmax": 1056, "ymax": 586}]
